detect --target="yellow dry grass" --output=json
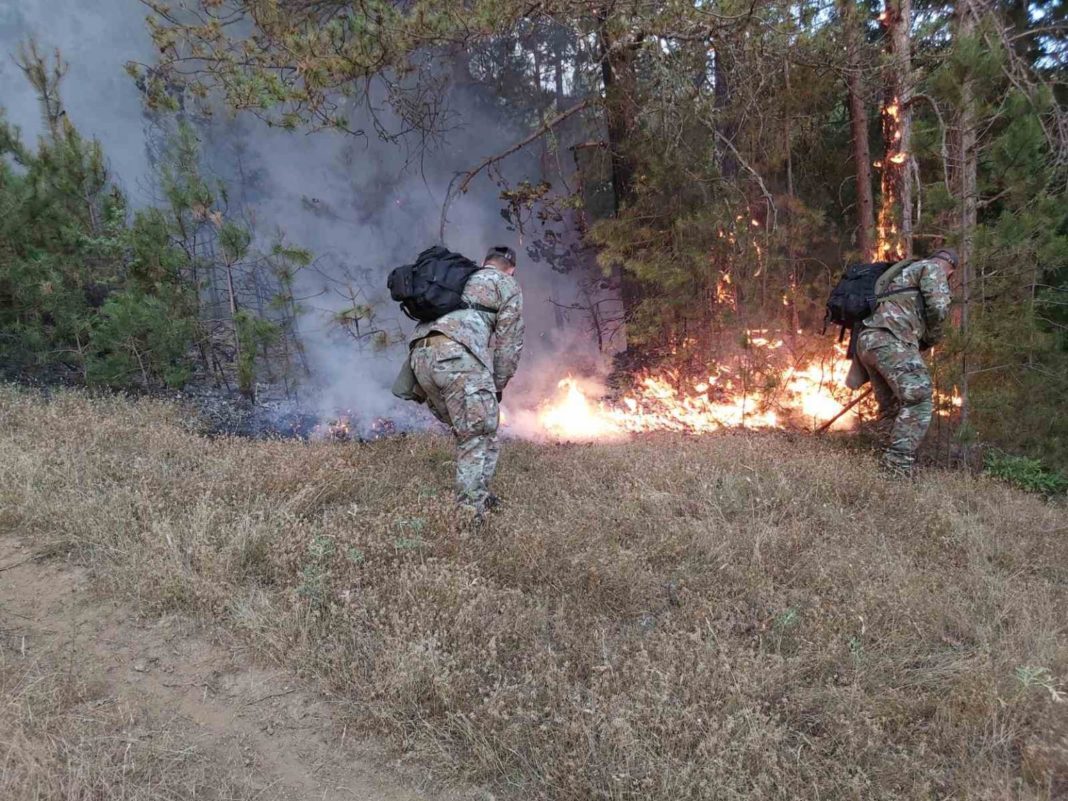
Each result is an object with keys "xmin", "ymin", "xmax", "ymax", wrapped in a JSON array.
[{"xmin": 1, "ymin": 385, "xmax": 1066, "ymax": 799}]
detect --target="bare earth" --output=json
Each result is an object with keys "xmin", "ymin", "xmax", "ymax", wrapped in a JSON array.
[{"xmin": 0, "ymin": 535, "xmax": 480, "ymax": 801}]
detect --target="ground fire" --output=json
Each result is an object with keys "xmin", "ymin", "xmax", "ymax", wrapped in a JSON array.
[
  {"xmin": 524, "ymin": 333, "xmax": 856, "ymax": 441},
  {"xmin": 520, "ymin": 333, "xmax": 962, "ymax": 442}
]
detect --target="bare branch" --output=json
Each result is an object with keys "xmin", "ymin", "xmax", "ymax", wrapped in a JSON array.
[
  {"xmin": 439, "ymin": 99, "xmax": 591, "ymax": 241},
  {"xmin": 910, "ymin": 93, "xmax": 951, "ymax": 193},
  {"xmin": 713, "ymin": 130, "xmax": 777, "ymax": 231}
]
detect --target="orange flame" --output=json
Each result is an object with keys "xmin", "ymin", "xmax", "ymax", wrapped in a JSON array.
[
  {"xmin": 532, "ymin": 335, "xmax": 858, "ymax": 441},
  {"xmin": 876, "ymin": 94, "xmax": 908, "ymax": 260},
  {"xmin": 715, "ymin": 271, "xmax": 735, "ymax": 305}
]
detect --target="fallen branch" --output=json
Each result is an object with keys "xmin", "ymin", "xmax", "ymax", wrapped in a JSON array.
[
  {"xmin": 0, "ymin": 556, "xmax": 37, "ymax": 573},
  {"xmin": 815, "ymin": 387, "xmax": 873, "ymax": 434}
]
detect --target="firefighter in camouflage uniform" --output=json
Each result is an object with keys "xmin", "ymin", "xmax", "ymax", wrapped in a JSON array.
[
  {"xmin": 854, "ymin": 248, "xmax": 956, "ymax": 474},
  {"xmin": 406, "ymin": 246, "xmax": 524, "ymax": 516}
]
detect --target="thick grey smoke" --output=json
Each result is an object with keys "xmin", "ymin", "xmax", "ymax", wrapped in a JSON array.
[
  {"xmin": 0, "ymin": 0, "xmax": 621, "ymax": 433},
  {"xmin": 0, "ymin": 0, "xmax": 154, "ymax": 199}
]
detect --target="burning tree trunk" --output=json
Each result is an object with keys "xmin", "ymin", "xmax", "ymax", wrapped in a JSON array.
[
  {"xmin": 954, "ymin": 0, "xmax": 979, "ymax": 430},
  {"xmin": 877, "ymin": 0, "xmax": 914, "ymax": 260},
  {"xmin": 843, "ymin": 0, "xmax": 876, "ymax": 261}
]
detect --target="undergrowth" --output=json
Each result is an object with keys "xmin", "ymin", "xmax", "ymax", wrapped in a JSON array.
[{"xmin": 984, "ymin": 450, "xmax": 1068, "ymax": 497}]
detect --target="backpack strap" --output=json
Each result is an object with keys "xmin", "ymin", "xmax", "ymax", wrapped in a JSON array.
[
  {"xmin": 871, "ymin": 257, "xmax": 924, "ymax": 308},
  {"xmin": 873, "ymin": 258, "xmax": 914, "ymax": 296},
  {"xmin": 874, "ymin": 286, "xmax": 922, "ymax": 302},
  {"xmin": 462, "ymin": 302, "xmax": 498, "ymax": 315}
]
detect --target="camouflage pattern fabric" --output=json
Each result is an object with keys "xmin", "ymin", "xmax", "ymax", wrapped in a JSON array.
[
  {"xmin": 407, "ymin": 264, "xmax": 523, "ymax": 512},
  {"xmin": 855, "ymin": 328, "xmax": 933, "ymax": 472},
  {"xmin": 863, "ymin": 258, "xmax": 953, "ymax": 348},
  {"xmin": 410, "ymin": 268, "xmax": 524, "ymax": 391},
  {"xmin": 410, "ymin": 337, "xmax": 501, "ymax": 509}
]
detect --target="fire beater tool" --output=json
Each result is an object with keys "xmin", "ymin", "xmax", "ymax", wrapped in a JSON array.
[{"xmin": 815, "ymin": 387, "xmax": 873, "ymax": 435}]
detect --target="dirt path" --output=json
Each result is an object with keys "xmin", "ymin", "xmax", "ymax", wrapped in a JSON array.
[{"xmin": 0, "ymin": 535, "xmax": 483, "ymax": 801}]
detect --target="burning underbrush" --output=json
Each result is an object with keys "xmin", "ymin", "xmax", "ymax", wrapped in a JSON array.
[
  {"xmin": 194, "ymin": 331, "xmax": 961, "ymax": 446},
  {"xmin": 509, "ymin": 330, "xmax": 959, "ymax": 442},
  {"xmin": 512, "ymin": 332, "xmax": 858, "ymax": 441}
]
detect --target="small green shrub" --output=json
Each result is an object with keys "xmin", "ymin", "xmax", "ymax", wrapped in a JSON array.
[{"xmin": 983, "ymin": 451, "xmax": 1068, "ymax": 496}]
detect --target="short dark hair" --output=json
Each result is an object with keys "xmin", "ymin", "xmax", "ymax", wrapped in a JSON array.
[
  {"xmin": 930, "ymin": 248, "xmax": 959, "ymax": 269},
  {"xmin": 485, "ymin": 245, "xmax": 516, "ymax": 268}
]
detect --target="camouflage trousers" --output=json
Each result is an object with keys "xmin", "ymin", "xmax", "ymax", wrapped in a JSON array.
[
  {"xmin": 410, "ymin": 335, "xmax": 500, "ymax": 510},
  {"xmin": 855, "ymin": 328, "xmax": 933, "ymax": 471}
]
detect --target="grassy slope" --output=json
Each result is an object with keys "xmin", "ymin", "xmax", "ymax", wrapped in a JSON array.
[{"xmin": 1, "ymin": 386, "xmax": 1065, "ymax": 800}]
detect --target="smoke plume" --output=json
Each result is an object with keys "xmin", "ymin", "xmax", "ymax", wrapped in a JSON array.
[{"xmin": 0, "ymin": 0, "xmax": 619, "ymax": 434}]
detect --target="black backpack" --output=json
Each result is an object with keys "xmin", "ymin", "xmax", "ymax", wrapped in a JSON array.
[
  {"xmin": 388, "ymin": 246, "xmax": 494, "ymax": 322},
  {"xmin": 825, "ymin": 259, "xmax": 917, "ymax": 341}
]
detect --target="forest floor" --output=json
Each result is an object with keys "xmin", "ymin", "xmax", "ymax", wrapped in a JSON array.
[{"xmin": 1, "ymin": 385, "xmax": 1066, "ymax": 800}]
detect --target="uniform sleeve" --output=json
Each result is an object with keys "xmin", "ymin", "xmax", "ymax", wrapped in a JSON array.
[
  {"xmin": 492, "ymin": 276, "xmax": 525, "ymax": 391},
  {"xmin": 920, "ymin": 260, "xmax": 952, "ymax": 344}
]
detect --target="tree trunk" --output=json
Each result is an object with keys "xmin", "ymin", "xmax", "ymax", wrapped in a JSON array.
[
  {"xmin": 225, "ymin": 261, "xmax": 252, "ymax": 401},
  {"xmin": 713, "ymin": 42, "xmax": 738, "ymax": 180},
  {"xmin": 554, "ymin": 46, "xmax": 565, "ymax": 109},
  {"xmin": 546, "ymin": 51, "xmax": 571, "ymax": 332},
  {"xmin": 597, "ymin": 14, "xmax": 643, "ymax": 322},
  {"xmin": 597, "ymin": 17, "xmax": 639, "ymax": 212},
  {"xmin": 955, "ymin": 0, "xmax": 979, "ymax": 431},
  {"xmin": 878, "ymin": 0, "xmax": 914, "ymax": 259},
  {"xmin": 784, "ymin": 57, "xmax": 801, "ymax": 331},
  {"xmin": 844, "ymin": 0, "xmax": 876, "ymax": 261}
]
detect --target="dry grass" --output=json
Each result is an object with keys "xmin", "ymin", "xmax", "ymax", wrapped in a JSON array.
[
  {"xmin": 0, "ymin": 624, "xmax": 253, "ymax": 800},
  {"xmin": 1, "ymin": 385, "xmax": 1066, "ymax": 800}
]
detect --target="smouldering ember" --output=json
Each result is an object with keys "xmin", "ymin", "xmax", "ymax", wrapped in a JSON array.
[{"xmin": 310, "ymin": 413, "xmax": 400, "ymax": 442}]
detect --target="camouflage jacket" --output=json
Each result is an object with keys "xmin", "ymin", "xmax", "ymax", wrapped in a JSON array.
[
  {"xmin": 409, "ymin": 268, "xmax": 525, "ymax": 390},
  {"xmin": 862, "ymin": 258, "xmax": 952, "ymax": 348}
]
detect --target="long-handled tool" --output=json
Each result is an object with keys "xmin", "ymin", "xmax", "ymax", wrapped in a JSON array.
[{"xmin": 815, "ymin": 387, "xmax": 873, "ymax": 434}]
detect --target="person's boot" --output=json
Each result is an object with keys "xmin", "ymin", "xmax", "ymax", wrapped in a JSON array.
[{"xmin": 880, "ymin": 451, "xmax": 915, "ymax": 479}]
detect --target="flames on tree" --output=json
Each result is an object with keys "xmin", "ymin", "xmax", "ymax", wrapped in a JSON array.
[
  {"xmin": 876, "ymin": 0, "xmax": 912, "ymax": 262},
  {"xmin": 875, "ymin": 98, "xmax": 908, "ymax": 261}
]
